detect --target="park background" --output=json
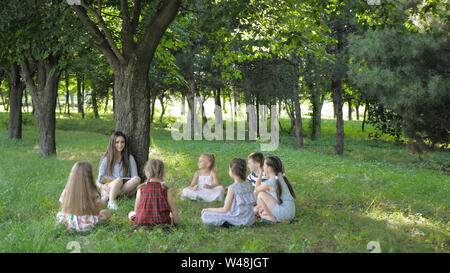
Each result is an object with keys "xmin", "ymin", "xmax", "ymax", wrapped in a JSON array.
[{"xmin": 0, "ymin": 0, "xmax": 448, "ymax": 252}]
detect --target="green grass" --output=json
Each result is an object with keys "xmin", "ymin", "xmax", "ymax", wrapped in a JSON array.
[{"xmin": 0, "ymin": 112, "xmax": 448, "ymax": 253}]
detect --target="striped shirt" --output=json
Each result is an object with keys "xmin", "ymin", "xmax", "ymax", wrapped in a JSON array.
[{"xmin": 247, "ymin": 171, "xmax": 267, "ymax": 188}]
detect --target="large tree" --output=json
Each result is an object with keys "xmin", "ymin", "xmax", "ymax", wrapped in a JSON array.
[
  {"xmin": 1, "ymin": 0, "xmax": 82, "ymax": 155},
  {"xmin": 69, "ymin": 0, "xmax": 181, "ymax": 174}
]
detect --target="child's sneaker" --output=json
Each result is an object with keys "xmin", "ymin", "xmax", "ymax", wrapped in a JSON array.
[
  {"xmin": 107, "ymin": 200, "xmax": 119, "ymax": 210},
  {"xmin": 101, "ymin": 190, "xmax": 109, "ymax": 203},
  {"xmin": 128, "ymin": 211, "xmax": 136, "ymax": 220}
]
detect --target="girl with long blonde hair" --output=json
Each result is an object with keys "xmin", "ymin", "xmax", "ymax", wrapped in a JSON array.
[{"xmin": 57, "ymin": 161, "xmax": 110, "ymax": 232}]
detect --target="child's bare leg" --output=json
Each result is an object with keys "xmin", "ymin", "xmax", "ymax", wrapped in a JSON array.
[
  {"xmin": 257, "ymin": 192, "xmax": 278, "ymax": 222},
  {"xmin": 253, "ymin": 205, "xmax": 262, "ymax": 216},
  {"xmin": 109, "ymin": 178, "xmax": 123, "ymax": 201},
  {"xmin": 122, "ymin": 176, "xmax": 141, "ymax": 197},
  {"xmin": 253, "ymin": 205, "xmax": 258, "ymax": 215}
]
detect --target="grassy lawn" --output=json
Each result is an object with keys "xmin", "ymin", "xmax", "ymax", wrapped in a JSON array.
[{"xmin": 0, "ymin": 112, "xmax": 448, "ymax": 253}]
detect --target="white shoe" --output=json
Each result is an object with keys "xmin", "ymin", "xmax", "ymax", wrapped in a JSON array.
[
  {"xmin": 107, "ymin": 200, "xmax": 119, "ymax": 210},
  {"xmin": 128, "ymin": 211, "xmax": 136, "ymax": 220},
  {"xmin": 101, "ymin": 190, "xmax": 109, "ymax": 203}
]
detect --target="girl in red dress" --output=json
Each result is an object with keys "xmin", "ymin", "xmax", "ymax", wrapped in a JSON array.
[{"xmin": 128, "ymin": 159, "xmax": 179, "ymax": 228}]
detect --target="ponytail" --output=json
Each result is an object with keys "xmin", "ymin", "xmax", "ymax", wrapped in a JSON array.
[
  {"xmin": 274, "ymin": 174, "xmax": 296, "ymax": 205},
  {"xmin": 283, "ymin": 175, "xmax": 296, "ymax": 199},
  {"xmin": 265, "ymin": 155, "xmax": 297, "ymax": 205},
  {"xmin": 275, "ymin": 178, "xmax": 283, "ymax": 205}
]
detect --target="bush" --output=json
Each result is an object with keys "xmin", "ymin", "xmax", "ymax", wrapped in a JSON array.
[{"xmin": 348, "ymin": 25, "xmax": 450, "ymax": 146}]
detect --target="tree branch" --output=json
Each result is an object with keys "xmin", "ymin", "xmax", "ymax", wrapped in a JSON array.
[
  {"xmin": 72, "ymin": 4, "xmax": 122, "ymax": 71},
  {"xmin": 77, "ymin": 0, "xmax": 126, "ymax": 64},
  {"xmin": 131, "ymin": 0, "xmax": 142, "ymax": 33},
  {"xmin": 20, "ymin": 59, "xmax": 38, "ymax": 99},
  {"xmin": 120, "ymin": 0, "xmax": 137, "ymax": 55},
  {"xmin": 137, "ymin": 0, "xmax": 181, "ymax": 60},
  {"xmin": 120, "ymin": 0, "xmax": 131, "ymax": 23}
]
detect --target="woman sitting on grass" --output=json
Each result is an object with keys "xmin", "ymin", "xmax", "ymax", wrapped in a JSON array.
[
  {"xmin": 128, "ymin": 159, "xmax": 179, "ymax": 228},
  {"xmin": 97, "ymin": 131, "xmax": 141, "ymax": 210},
  {"xmin": 254, "ymin": 156, "xmax": 296, "ymax": 223},
  {"xmin": 201, "ymin": 158, "xmax": 256, "ymax": 227},
  {"xmin": 57, "ymin": 161, "xmax": 110, "ymax": 232}
]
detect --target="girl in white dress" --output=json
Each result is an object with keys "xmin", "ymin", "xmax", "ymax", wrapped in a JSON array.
[{"xmin": 181, "ymin": 153, "xmax": 224, "ymax": 202}]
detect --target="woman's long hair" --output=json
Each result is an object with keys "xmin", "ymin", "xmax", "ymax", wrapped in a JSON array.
[
  {"xmin": 61, "ymin": 161, "xmax": 99, "ymax": 215},
  {"xmin": 264, "ymin": 156, "xmax": 296, "ymax": 205},
  {"xmin": 101, "ymin": 131, "xmax": 130, "ymax": 177}
]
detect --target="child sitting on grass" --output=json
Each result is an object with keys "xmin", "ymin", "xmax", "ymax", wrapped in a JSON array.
[
  {"xmin": 128, "ymin": 159, "xmax": 179, "ymax": 228},
  {"xmin": 254, "ymin": 156, "xmax": 296, "ymax": 224},
  {"xmin": 181, "ymin": 153, "xmax": 224, "ymax": 202},
  {"xmin": 57, "ymin": 161, "xmax": 110, "ymax": 232},
  {"xmin": 246, "ymin": 152, "xmax": 267, "ymax": 190},
  {"xmin": 201, "ymin": 158, "xmax": 256, "ymax": 227},
  {"xmin": 225, "ymin": 152, "xmax": 267, "ymax": 194}
]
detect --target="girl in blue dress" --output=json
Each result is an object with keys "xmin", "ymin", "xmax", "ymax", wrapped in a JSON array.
[
  {"xmin": 254, "ymin": 156, "xmax": 296, "ymax": 223},
  {"xmin": 201, "ymin": 158, "xmax": 256, "ymax": 227}
]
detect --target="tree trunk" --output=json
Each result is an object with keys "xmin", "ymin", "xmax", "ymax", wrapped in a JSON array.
[
  {"xmin": 181, "ymin": 93, "xmax": 186, "ymax": 116},
  {"xmin": 159, "ymin": 94, "xmax": 167, "ymax": 123},
  {"xmin": 104, "ymin": 89, "xmax": 109, "ymax": 113},
  {"xmin": 91, "ymin": 82, "xmax": 99, "ymax": 118},
  {"xmin": 332, "ymin": 78, "xmax": 344, "ymax": 155},
  {"xmin": 57, "ymin": 91, "xmax": 62, "ymax": 114},
  {"xmin": 362, "ymin": 102, "xmax": 368, "ymax": 132},
  {"xmin": 70, "ymin": 94, "xmax": 74, "ymax": 108},
  {"xmin": 24, "ymin": 88, "xmax": 29, "ymax": 113},
  {"xmin": 113, "ymin": 60, "xmax": 151, "ymax": 177},
  {"xmin": 214, "ymin": 88, "xmax": 221, "ymax": 108},
  {"xmin": 256, "ymin": 93, "xmax": 260, "ymax": 138},
  {"xmin": 8, "ymin": 63, "xmax": 25, "ymax": 139},
  {"xmin": 65, "ymin": 72, "xmax": 70, "ymax": 116},
  {"xmin": 284, "ymin": 99, "xmax": 295, "ymax": 130},
  {"xmin": 347, "ymin": 99, "xmax": 352, "ymax": 121},
  {"xmin": 269, "ymin": 95, "xmax": 276, "ymax": 122},
  {"xmin": 112, "ymin": 88, "xmax": 115, "ymax": 116},
  {"xmin": 293, "ymin": 89, "xmax": 304, "ymax": 149},
  {"xmin": 292, "ymin": 56, "xmax": 304, "ymax": 149},
  {"xmin": 310, "ymin": 90, "xmax": 324, "ymax": 140},
  {"xmin": 20, "ymin": 57, "xmax": 61, "ymax": 156},
  {"xmin": 330, "ymin": 18, "xmax": 345, "ymax": 155},
  {"xmin": 187, "ymin": 78, "xmax": 197, "ymax": 140},
  {"xmin": 233, "ymin": 88, "xmax": 240, "ymax": 121},
  {"xmin": 201, "ymin": 97, "xmax": 208, "ymax": 126},
  {"xmin": 278, "ymin": 97, "xmax": 284, "ymax": 132},
  {"xmin": 355, "ymin": 101, "xmax": 360, "ymax": 120},
  {"xmin": 31, "ymin": 97, "xmax": 34, "ymax": 115},
  {"xmin": 76, "ymin": 73, "xmax": 85, "ymax": 119},
  {"xmin": 150, "ymin": 90, "xmax": 156, "ymax": 124},
  {"xmin": 243, "ymin": 89, "xmax": 254, "ymax": 140}
]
